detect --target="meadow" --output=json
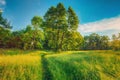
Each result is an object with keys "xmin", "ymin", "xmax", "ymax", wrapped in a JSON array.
[{"xmin": 0, "ymin": 49, "xmax": 120, "ymax": 80}]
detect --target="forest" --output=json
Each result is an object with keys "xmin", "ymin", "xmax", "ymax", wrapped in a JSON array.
[{"xmin": 0, "ymin": 3, "xmax": 120, "ymax": 51}]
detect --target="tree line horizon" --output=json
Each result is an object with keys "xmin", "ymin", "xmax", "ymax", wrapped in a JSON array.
[{"xmin": 0, "ymin": 3, "xmax": 120, "ymax": 51}]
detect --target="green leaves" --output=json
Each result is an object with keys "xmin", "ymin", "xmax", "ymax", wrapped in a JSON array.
[
  {"xmin": 31, "ymin": 16, "xmax": 43, "ymax": 29},
  {"xmin": 68, "ymin": 7, "xmax": 79, "ymax": 31},
  {"xmin": 43, "ymin": 3, "xmax": 81, "ymax": 51},
  {"xmin": 0, "ymin": 26, "xmax": 11, "ymax": 48},
  {"xmin": 0, "ymin": 12, "xmax": 12, "ymax": 29},
  {"xmin": 83, "ymin": 33, "xmax": 110, "ymax": 50},
  {"xmin": 111, "ymin": 33, "xmax": 120, "ymax": 50}
]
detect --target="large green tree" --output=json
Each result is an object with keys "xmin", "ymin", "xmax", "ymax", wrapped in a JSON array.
[{"xmin": 44, "ymin": 3, "xmax": 82, "ymax": 51}]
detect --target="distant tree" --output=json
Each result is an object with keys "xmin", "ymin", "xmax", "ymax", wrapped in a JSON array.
[
  {"xmin": 100, "ymin": 36, "xmax": 110, "ymax": 49},
  {"xmin": 112, "ymin": 34, "xmax": 117, "ymax": 40},
  {"xmin": 111, "ymin": 33, "xmax": 120, "ymax": 50},
  {"xmin": 118, "ymin": 33, "xmax": 120, "ymax": 39},
  {"xmin": 83, "ymin": 33, "xmax": 110, "ymax": 50}
]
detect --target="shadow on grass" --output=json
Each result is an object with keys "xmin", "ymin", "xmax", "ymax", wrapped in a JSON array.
[{"xmin": 41, "ymin": 54, "xmax": 53, "ymax": 80}]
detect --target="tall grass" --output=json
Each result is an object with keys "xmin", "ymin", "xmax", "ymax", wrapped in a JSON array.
[
  {"xmin": 0, "ymin": 51, "xmax": 42, "ymax": 80},
  {"xmin": 45, "ymin": 51, "xmax": 120, "ymax": 80}
]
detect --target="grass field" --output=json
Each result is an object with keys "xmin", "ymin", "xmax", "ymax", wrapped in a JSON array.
[{"xmin": 0, "ymin": 49, "xmax": 120, "ymax": 80}]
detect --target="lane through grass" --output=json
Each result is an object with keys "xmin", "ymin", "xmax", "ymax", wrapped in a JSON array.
[{"xmin": 41, "ymin": 54, "xmax": 53, "ymax": 80}]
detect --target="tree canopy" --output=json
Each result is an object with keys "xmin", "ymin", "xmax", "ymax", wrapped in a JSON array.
[
  {"xmin": 83, "ymin": 33, "xmax": 110, "ymax": 50},
  {"xmin": 43, "ymin": 3, "xmax": 82, "ymax": 51},
  {"xmin": 0, "ymin": 12, "xmax": 12, "ymax": 29}
]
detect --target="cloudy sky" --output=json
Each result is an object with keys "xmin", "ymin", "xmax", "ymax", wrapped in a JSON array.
[{"xmin": 0, "ymin": 0, "xmax": 120, "ymax": 36}]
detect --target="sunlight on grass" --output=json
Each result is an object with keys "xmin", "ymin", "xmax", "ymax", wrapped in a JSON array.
[
  {"xmin": 0, "ymin": 51, "xmax": 42, "ymax": 80},
  {"xmin": 45, "ymin": 51, "xmax": 120, "ymax": 80},
  {"xmin": 0, "ymin": 55, "xmax": 40, "ymax": 65}
]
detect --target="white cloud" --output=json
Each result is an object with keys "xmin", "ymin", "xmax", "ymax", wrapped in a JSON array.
[
  {"xmin": 0, "ymin": 0, "xmax": 6, "ymax": 5},
  {"xmin": 78, "ymin": 16, "xmax": 120, "ymax": 36}
]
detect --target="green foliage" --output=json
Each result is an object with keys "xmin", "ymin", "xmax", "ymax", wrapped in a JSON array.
[
  {"xmin": 0, "ymin": 3, "xmax": 119, "ymax": 51},
  {"xmin": 44, "ymin": 3, "xmax": 82, "ymax": 51},
  {"xmin": 0, "ymin": 26, "xmax": 11, "ymax": 48},
  {"xmin": 83, "ymin": 33, "xmax": 110, "ymax": 50},
  {"xmin": 0, "ymin": 12, "xmax": 12, "ymax": 48},
  {"xmin": 111, "ymin": 33, "xmax": 120, "ymax": 50},
  {"xmin": 62, "ymin": 31, "xmax": 84, "ymax": 50},
  {"xmin": 31, "ymin": 16, "xmax": 43, "ymax": 29},
  {"xmin": 68, "ymin": 7, "xmax": 79, "ymax": 31},
  {"xmin": 0, "ymin": 12, "xmax": 12, "ymax": 29},
  {"xmin": 6, "ymin": 16, "xmax": 44, "ymax": 50},
  {"xmin": 21, "ymin": 25, "xmax": 44, "ymax": 50}
]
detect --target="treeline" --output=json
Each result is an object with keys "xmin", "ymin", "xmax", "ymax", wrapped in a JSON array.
[
  {"xmin": 0, "ymin": 3, "xmax": 120, "ymax": 51},
  {"xmin": 83, "ymin": 33, "xmax": 120, "ymax": 50}
]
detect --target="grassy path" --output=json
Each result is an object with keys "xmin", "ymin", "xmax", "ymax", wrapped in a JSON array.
[{"xmin": 41, "ymin": 54, "xmax": 53, "ymax": 80}]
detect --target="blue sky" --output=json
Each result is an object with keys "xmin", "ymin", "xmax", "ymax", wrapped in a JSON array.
[{"xmin": 0, "ymin": 0, "xmax": 120, "ymax": 36}]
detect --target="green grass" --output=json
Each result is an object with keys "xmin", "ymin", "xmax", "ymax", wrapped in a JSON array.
[
  {"xmin": 0, "ymin": 50, "xmax": 44, "ymax": 80},
  {"xmin": 0, "ymin": 49, "xmax": 120, "ymax": 80},
  {"xmin": 45, "ymin": 50, "xmax": 120, "ymax": 80},
  {"xmin": 0, "ymin": 48, "xmax": 37, "ymax": 55}
]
